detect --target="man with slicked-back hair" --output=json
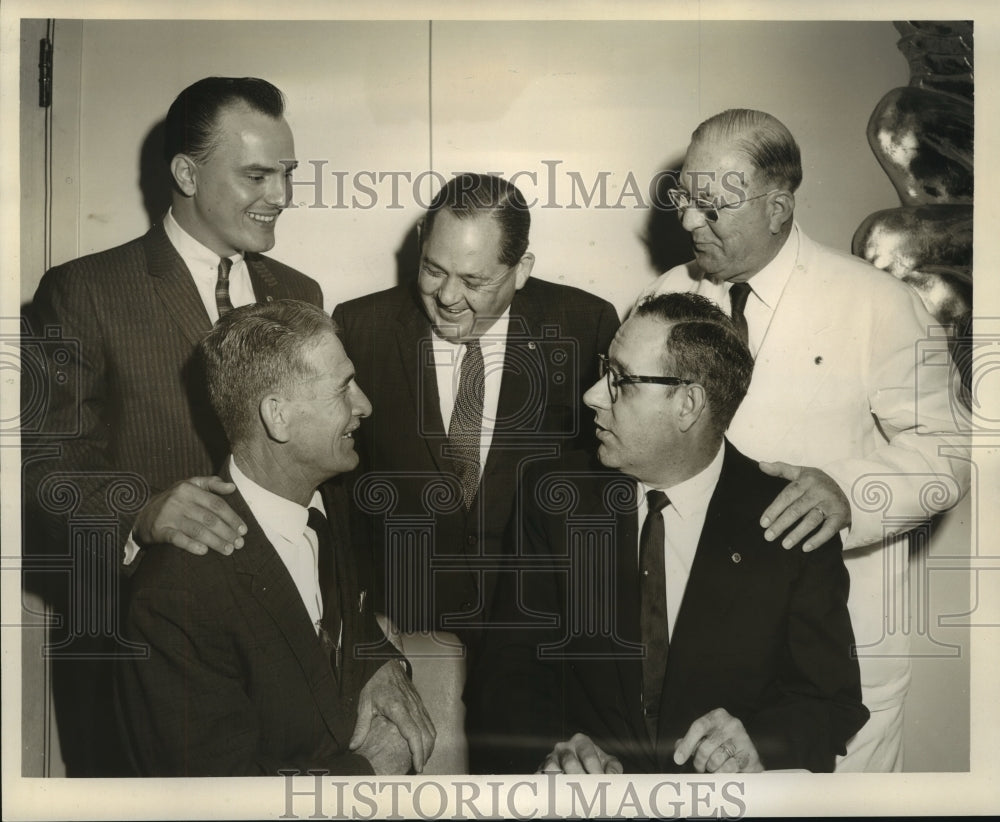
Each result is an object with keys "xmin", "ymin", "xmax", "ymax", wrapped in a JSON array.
[{"xmin": 23, "ymin": 77, "xmax": 319, "ymax": 775}]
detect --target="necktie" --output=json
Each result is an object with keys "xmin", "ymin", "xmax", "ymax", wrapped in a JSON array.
[
  {"xmin": 307, "ymin": 507, "xmax": 341, "ymax": 669},
  {"xmin": 448, "ymin": 340, "xmax": 485, "ymax": 510},
  {"xmin": 215, "ymin": 257, "xmax": 234, "ymax": 319},
  {"xmin": 639, "ymin": 489, "xmax": 670, "ymax": 740},
  {"xmin": 728, "ymin": 281, "xmax": 752, "ymax": 346}
]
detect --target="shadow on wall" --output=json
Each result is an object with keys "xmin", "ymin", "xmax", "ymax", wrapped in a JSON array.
[
  {"xmin": 639, "ymin": 157, "xmax": 692, "ymax": 293},
  {"xmin": 395, "ymin": 218, "xmax": 421, "ymax": 288},
  {"xmin": 139, "ymin": 120, "xmax": 173, "ymax": 228}
]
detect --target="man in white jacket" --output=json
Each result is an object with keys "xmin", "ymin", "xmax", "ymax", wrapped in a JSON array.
[{"xmin": 638, "ymin": 108, "xmax": 968, "ymax": 771}]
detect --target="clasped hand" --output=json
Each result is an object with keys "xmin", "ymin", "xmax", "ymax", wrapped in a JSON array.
[{"xmin": 351, "ymin": 660, "xmax": 436, "ymax": 774}]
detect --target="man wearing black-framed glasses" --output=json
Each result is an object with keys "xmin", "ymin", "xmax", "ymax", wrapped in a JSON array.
[
  {"xmin": 475, "ymin": 292, "xmax": 867, "ymax": 775},
  {"xmin": 638, "ymin": 108, "xmax": 969, "ymax": 771}
]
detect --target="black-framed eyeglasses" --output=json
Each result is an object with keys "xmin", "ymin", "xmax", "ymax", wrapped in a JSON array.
[
  {"xmin": 598, "ymin": 354, "xmax": 694, "ymax": 404},
  {"xmin": 667, "ymin": 188, "xmax": 779, "ymax": 223}
]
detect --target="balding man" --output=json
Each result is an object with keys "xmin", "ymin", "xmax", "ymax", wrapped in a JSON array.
[{"xmin": 638, "ymin": 108, "xmax": 968, "ymax": 771}]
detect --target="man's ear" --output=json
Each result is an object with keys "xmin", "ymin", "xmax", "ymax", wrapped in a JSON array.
[
  {"xmin": 170, "ymin": 154, "xmax": 198, "ymax": 198},
  {"xmin": 676, "ymin": 383, "xmax": 708, "ymax": 433},
  {"xmin": 259, "ymin": 394, "xmax": 291, "ymax": 443},
  {"xmin": 513, "ymin": 252, "xmax": 535, "ymax": 290},
  {"xmin": 767, "ymin": 190, "xmax": 795, "ymax": 234}
]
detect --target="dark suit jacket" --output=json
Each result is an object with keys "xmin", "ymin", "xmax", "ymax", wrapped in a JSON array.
[
  {"xmin": 475, "ymin": 443, "xmax": 869, "ymax": 774},
  {"xmin": 116, "ymin": 467, "xmax": 398, "ymax": 776},
  {"xmin": 23, "ymin": 222, "xmax": 322, "ymax": 550},
  {"xmin": 332, "ymin": 278, "xmax": 619, "ymax": 650}
]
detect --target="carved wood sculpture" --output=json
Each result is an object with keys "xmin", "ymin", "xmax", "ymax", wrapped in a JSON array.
[{"xmin": 853, "ymin": 21, "xmax": 972, "ymax": 403}]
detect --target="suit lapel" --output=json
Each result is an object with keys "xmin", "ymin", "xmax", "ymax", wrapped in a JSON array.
[
  {"xmin": 658, "ymin": 444, "xmax": 748, "ymax": 711},
  {"xmin": 320, "ymin": 480, "xmax": 366, "ymax": 693},
  {"xmin": 246, "ymin": 253, "xmax": 281, "ymax": 302},
  {"xmin": 752, "ymin": 231, "xmax": 834, "ymax": 388},
  {"xmin": 479, "ymin": 291, "xmax": 547, "ymax": 486},
  {"xmin": 142, "ymin": 224, "xmax": 212, "ymax": 346},
  {"xmin": 732, "ymin": 231, "xmax": 839, "ymax": 451},
  {"xmin": 608, "ymin": 477, "xmax": 652, "ymax": 756},
  {"xmin": 223, "ymin": 466, "xmax": 351, "ymax": 741}
]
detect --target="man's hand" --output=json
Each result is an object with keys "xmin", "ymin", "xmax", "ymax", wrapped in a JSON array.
[
  {"xmin": 537, "ymin": 733, "xmax": 623, "ymax": 775},
  {"xmin": 134, "ymin": 476, "xmax": 246, "ymax": 556},
  {"xmin": 758, "ymin": 462, "xmax": 851, "ymax": 552},
  {"xmin": 673, "ymin": 708, "xmax": 763, "ymax": 773},
  {"xmin": 354, "ymin": 715, "xmax": 412, "ymax": 775},
  {"xmin": 350, "ymin": 660, "xmax": 436, "ymax": 773}
]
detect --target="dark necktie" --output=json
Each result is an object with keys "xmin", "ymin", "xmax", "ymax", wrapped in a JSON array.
[
  {"xmin": 448, "ymin": 340, "xmax": 485, "ymax": 510},
  {"xmin": 215, "ymin": 257, "xmax": 235, "ymax": 319},
  {"xmin": 639, "ymin": 489, "xmax": 671, "ymax": 740},
  {"xmin": 307, "ymin": 507, "xmax": 341, "ymax": 670},
  {"xmin": 728, "ymin": 281, "xmax": 752, "ymax": 346}
]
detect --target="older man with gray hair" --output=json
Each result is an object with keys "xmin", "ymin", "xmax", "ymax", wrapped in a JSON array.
[{"xmin": 639, "ymin": 108, "xmax": 969, "ymax": 771}]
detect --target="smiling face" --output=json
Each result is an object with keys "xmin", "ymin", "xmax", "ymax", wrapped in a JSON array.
[
  {"xmin": 285, "ymin": 330, "xmax": 372, "ymax": 486},
  {"xmin": 582, "ymin": 315, "xmax": 683, "ymax": 486},
  {"xmin": 172, "ymin": 103, "xmax": 296, "ymax": 257},
  {"xmin": 417, "ymin": 209, "xmax": 532, "ymax": 343},
  {"xmin": 678, "ymin": 136, "xmax": 784, "ymax": 283}
]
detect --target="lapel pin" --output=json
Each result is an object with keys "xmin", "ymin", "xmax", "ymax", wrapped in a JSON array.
[
  {"xmin": 266, "ymin": 296, "xmax": 274, "ymax": 303},
  {"xmin": 528, "ymin": 341, "xmax": 536, "ymax": 350},
  {"xmin": 731, "ymin": 552, "xmax": 741, "ymax": 564}
]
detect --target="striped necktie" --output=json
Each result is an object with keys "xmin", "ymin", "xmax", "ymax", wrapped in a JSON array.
[
  {"xmin": 448, "ymin": 340, "xmax": 485, "ymax": 510},
  {"xmin": 215, "ymin": 257, "xmax": 235, "ymax": 319}
]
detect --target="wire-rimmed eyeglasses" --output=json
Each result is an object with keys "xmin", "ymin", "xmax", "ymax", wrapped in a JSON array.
[
  {"xmin": 667, "ymin": 188, "xmax": 779, "ymax": 223},
  {"xmin": 598, "ymin": 354, "xmax": 694, "ymax": 404}
]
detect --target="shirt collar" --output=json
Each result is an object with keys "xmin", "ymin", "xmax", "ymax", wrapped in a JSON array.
[
  {"xmin": 642, "ymin": 441, "xmax": 725, "ymax": 520},
  {"xmin": 228, "ymin": 456, "xmax": 323, "ymax": 543},
  {"xmin": 164, "ymin": 208, "xmax": 244, "ymax": 269},
  {"xmin": 430, "ymin": 306, "xmax": 512, "ymax": 350},
  {"xmin": 739, "ymin": 221, "xmax": 799, "ymax": 309}
]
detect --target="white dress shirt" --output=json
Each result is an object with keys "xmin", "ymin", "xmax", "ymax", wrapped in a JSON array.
[
  {"xmin": 637, "ymin": 443, "xmax": 725, "ymax": 641},
  {"xmin": 163, "ymin": 208, "xmax": 256, "ymax": 323},
  {"xmin": 230, "ymin": 457, "xmax": 328, "ymax": 636},
  {"xmin": 430, "ymin": 310, "xmax": 511, "ymax": 480}
]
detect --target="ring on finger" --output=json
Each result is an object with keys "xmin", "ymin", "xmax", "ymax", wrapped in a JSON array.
[{"xmin": 720, "ymin": 741, "xmax": 737, "ymax": 759}]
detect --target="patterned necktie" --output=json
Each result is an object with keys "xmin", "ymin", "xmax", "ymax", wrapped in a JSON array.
[
  {"xmin": 215, "ymin": 257, "xmax": 235, "ymax": 319},
  {"xmin": 307, "ymin": 507, "xmax": 341, "ymax": 670},
  {"xmin": 448, "ymin": 340, "xmax": 485, "ymax": 510},
  {"xmin": 639, "ymin": 489, "xmax": 671, "ymax": 739},
  {"xmin": 728, "ymin": 281, "xmax": 752, "ymax": 346}
]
